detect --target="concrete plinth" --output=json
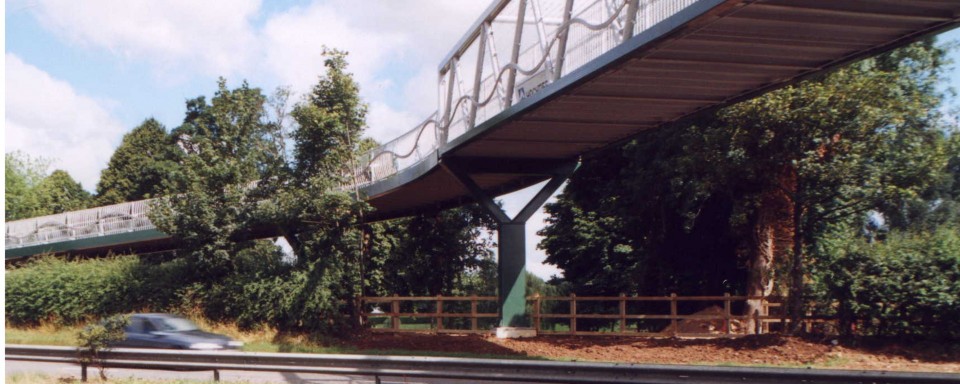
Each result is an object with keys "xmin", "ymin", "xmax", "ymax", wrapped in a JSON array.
[{"xmin": 495, "ymin": 327, "xmax": 537, "ymax": 339}]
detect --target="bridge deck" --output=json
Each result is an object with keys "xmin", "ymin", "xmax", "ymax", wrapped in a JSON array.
[{"xmin": 361, "ymin": 0, "xmax": 960, "ymax": 220}]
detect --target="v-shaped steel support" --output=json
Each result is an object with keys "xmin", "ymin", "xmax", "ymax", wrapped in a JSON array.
[{"xmin": 443, "ymin": 159, "xmax": 579, "ymax": 327}]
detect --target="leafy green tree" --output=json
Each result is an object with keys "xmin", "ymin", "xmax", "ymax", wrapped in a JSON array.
[
  {"xmin": 35, "ymin": 170, "xmax": 92, "ymax": 213},
  {"xmin": 151, "ymin": 78, "xmax": 274, "ymax": 280},
  {"xmin": 540, "ymin": 40, "xmax": 949, "ymax": 331},
  {"xmin": 96, "ymin": 118, "xmax": 183, "ymax": 205},
  {"xmin": 381, "ymin": 205, "xmax": 498, "ymax": 296},
  {"xmin": 5, "ymin": 151, "xmax": 50, "ymax": 220}
]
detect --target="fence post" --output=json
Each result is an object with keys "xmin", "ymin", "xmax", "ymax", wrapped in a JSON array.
[
  {"xmin": 471, "ymin": 295, "xmax": 478, "ymax": 332},
  {"xmin": 570, "ymin": 293, "xmax": 577, "ymax": 336},
  {"xmin": 723, "ymin": 293, "xmax": 732, "ymax": 335},
  {"xmin": 754, "ymin": 309, "xmax": 761, "ymax": 335},
  {"xmin": 391, "ymin": 295, "xmax": 400, "ymax": 331},
  {"xmin": 619, "ymin": 293, "xmax": 626, "ymax": 334},
  {"xmin": 670, "ymin": 293, "xmax": 678, "ymax": 338},
  {"xmin": 534, "ymin": 293, "xmax": 542, "ymax": 333},
  {"xmin": 436, "ymin": 295, "xmax": 443, "ymax": 332}
]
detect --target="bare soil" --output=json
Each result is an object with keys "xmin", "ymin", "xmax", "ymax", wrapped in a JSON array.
[{"xmin": 346, "ymin": 333, "xmax": 960, "ymax": 373}]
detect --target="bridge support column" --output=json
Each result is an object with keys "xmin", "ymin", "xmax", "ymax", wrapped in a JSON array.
[{"xmin": 444, "ymin": 159, "xmax": 578, "ymax": 334}]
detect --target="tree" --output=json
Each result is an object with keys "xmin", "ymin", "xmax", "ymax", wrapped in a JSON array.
[
  {"xmin": 36, "ymin": 170, "xmax": 92, "ymax": 214},
  {"xmin": 7, "ymin": 152, "xmax": 91, "ymax": 218},
  {"xmin": 151, "ymin": 78, "xmax": 274, "ymax": 280},
  {"xmin": 5, "ymin": 151, "xmax": 49, "ymax": 220},
  {"xmin": 96, "ymin": 118, "xmax": 182, "ymax": 205},
  {"xmin": 540, "ymin": 40, "xmax": 949, "ymax": 331},
  {"xmin": 381, "ymin": 205, "xmax": 498, "ymax": 296}
]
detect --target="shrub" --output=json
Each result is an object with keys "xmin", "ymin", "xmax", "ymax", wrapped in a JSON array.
[
  {"xmin": 77, "ymin": 314, "xmax": 129, "ymax": 380},
  {"xmin": 811, "ymin": 228, "xmax": 960, "ymax": 339},
  {"xmin": 5, "ymin": 255, "xmax": 192, "ymax": 326}
]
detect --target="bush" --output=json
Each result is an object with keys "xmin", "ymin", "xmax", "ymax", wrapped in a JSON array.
[
  {"xmin": 6, "ymin": 256, "xmax": 138, "ymax": 325},
  {"xmin": 77, "ymin": 314, "xmax": 129, "ymax": 380},
  {"xmin": 811, "ymin": 228, "xmax": 960, "ymax": 339},
  {"xmin": 5, "ymin": 255, "xmax": 192, "ymax": 326},
  {"xmin": 4, "ymin": 240, "xmax": 364, "ymax": 335}
]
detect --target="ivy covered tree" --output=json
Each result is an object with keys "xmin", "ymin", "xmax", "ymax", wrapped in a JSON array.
[
  {"xmin": 96, "ymin": 118, "xmax": 183, "ymax": 205},
  {"xmin": 540, "ymin": 39, "xmax": 951, "ymax": 331},
  {"xmin": 151, "ymin": 78, "xmax": 274, "ymax": 280}
]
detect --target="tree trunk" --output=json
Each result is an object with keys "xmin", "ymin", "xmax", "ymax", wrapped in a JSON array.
[
  {"xmin": 745, "ymin": 166, "xmax": 795, "ymax": 334},
  {"xmin": 745, "ymin": 210, "xmax": 776, "ymax": 333},
  {"xmin": 788, "ymin": 197, "xmax": 805, "ymax": 334}
]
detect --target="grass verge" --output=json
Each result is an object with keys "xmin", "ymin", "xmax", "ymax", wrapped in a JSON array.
[{"xmin": 5, "ymin": 372, "xmax": 248, "ymax": 384}]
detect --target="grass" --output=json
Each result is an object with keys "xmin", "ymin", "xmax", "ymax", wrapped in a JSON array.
[
  {"xmin": 4, "ymin": 318, "xmax": 517, "ymax": 360},
  {"xmin": 5, "ymin": 323, "xmax": 82, "ymax": 346},
  {"xmin": 5, "ymin": 372, "xmax": 250, "ymax": 384}
]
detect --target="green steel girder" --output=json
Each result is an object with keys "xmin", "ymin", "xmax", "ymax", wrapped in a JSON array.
[{"xmin": 443, "ymin": 158, "xmax": 578, "ymax": 327}]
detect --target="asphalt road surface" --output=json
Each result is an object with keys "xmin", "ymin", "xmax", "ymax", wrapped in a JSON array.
[{"xmin": 6, "ymin": 360, "xmax": 532, "ymax": 384}]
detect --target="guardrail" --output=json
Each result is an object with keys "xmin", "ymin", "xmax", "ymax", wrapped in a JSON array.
[{"xmin": 7, "ymin": 344, "xmax": 959, "ymax": 384}]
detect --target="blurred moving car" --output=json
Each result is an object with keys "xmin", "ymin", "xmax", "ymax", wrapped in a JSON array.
[{"xmin": 114, "ymin": 313, "xmax": 243, "ymax": 350}]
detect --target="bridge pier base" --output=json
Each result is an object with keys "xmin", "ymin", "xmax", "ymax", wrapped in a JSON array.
[{"xmin": 444, "ymin": 159, "xmax": 578, "ymax": 334}]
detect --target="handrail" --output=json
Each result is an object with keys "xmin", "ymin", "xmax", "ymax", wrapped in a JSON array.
[
  {"xmin": 353, "ymin": 0, "xmax": 700, "ymax": 188},
  {"xmin": 5, "ymin": 199, "xmax": 156, "ymax": 250},
  {"xmin": 7, "ymin": 344, "xmax": 959, "ymax": 384},
  {"xmin": 6, "ymin": 0, "xmax": 702, "ymax": 251}
]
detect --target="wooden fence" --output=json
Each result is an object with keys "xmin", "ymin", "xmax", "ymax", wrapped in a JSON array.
[{"xmin": 359, "ymin": 294, "xmax": 809, "ymax": 337}]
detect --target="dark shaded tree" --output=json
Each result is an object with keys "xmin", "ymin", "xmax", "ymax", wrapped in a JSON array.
[
  {"xmin": 540, "ymin": 40, "xmax": 950, "ymax": 331},
  {"xmin": 96, "ymin": 118, "xmax": 182, "ymax": 205}
]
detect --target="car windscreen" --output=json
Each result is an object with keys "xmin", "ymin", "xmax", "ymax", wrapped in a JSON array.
[{"xmin": 151, "ymin": 317, "xmax": 199, "ymax": 332}]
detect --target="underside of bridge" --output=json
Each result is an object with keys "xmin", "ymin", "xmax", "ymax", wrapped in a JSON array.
[{"xmin": 362, "ymin": 0, "xmax": 960, "ymax": 221}]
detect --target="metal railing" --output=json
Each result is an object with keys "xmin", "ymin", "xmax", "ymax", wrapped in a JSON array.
[
  {"xmin": 5, "ymin": 0, "xmax": 701, "ymax": 251},
  {"xmin": 5, "ymin": 200, "xmax": 156, "ymax": 250},
  {"xmin": 8, "ymin": 345, "xmax": 960, "ymax": 384},
  {"xmin": 351, "ymin": 0, "xmax": 700, "ymax": 187}
]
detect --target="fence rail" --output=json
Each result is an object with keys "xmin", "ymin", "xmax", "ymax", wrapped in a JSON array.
[
  {"xmin": 360, "ymin": 294, "xmax": 823, "ymax": 337},
  {"xmin": 8, "ymin": 344, "xmax": 958, "ymax": 384}
]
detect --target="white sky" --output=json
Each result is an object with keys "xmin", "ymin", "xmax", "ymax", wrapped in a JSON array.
[{"xmin": 4, "ymin": 0, "xmax": 565, "ymax": 279}]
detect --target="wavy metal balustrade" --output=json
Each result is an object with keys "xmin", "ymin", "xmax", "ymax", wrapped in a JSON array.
[
  {"xmin": 5, "ymin": 200, "xmax": 156, "ymax": 251},
  {"xmin": 6, "ymin": 0, "xmax": 694, "ymax": 253},
  {"xmin": 13, "ymin": 0, "xmax": 956, "ymax": 256},
  {"xmin": 351, "ymin": 0, "xmax": 697, "ymax": 188}
]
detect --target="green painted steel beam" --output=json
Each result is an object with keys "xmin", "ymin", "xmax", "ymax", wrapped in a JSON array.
[{"xmin": 4, "ymin": 229, "xmax": 170, "ymax": 260}]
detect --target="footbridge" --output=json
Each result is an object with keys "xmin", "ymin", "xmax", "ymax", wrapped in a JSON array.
[{"xmin": 7, "ymin": 0, "xmax": 960, "ymax": 326}]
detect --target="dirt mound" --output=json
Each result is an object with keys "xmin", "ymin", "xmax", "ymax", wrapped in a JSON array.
[{"xmin": 345, "ymin": 333, "xmax": 960, "ymax": 373}]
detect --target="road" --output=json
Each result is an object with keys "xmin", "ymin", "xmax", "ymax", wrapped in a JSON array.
[{"xmin": 6, "ymin": 360, "xmax": 516, "ymax": 384}]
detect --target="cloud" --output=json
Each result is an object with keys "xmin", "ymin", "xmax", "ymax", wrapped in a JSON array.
[
  {"xmin": 28, "ymin": 0, "xmax": 261, "ymax": 79},
  {"xmin": 5, "ymin": 53, "xmax": 127, "ymax": 191},
  {"xmin": 365, "ymin": 101, "xmax": 424, "ymax": 144},
  {"xmin": 24, "ymin": 0, "xmax": 492, "ymax": 143},
  {"xmin": 260, "ymin": 1, "xmax": 489, "ymax": 142}
]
